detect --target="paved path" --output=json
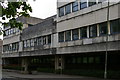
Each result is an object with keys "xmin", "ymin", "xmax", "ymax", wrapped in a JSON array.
[{"xmin": 2, "ymin": 70, "xmax": 115, "ymax": 80}]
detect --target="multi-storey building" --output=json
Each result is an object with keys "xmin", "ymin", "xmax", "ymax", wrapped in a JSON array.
[
  {"xmin": 56, "ymin": 0, "xmax": 120, "ymax": 77},
  {"xmin": 2, "ymin": 16, "xmax": 43, "ymax": 71},
  {"xmin": 2, "ymin": 0, "xmax": 120, "ymax": 78}
]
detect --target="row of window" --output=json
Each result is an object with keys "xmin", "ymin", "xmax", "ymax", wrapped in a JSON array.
[
  {"xmin": 59, "ymin": 0, "xmax": 106, "ymax": 17},
  {"xmin": 23, "ymin": 35, "xmax": 51, "ymax": 48},
  {"xmin": 3, "ymin": 42, "xmax": 19, "ymax": 52},
  {"xmin": 59, "ymin": 19, "xmax": 120, "ymax": 42},
  {"xmin": 66, "ymin": 56, "xmax": 100, "ymax": 64},
  {"xmin": 4, "ymin": 28, "xmax": 20, "ymax": 36}
]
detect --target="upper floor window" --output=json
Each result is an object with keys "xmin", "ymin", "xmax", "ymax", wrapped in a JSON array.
[
  {"xmin": 88, "ymin": 0, "xmax": 96, "ymax": 7},
  {"xmin": 98, "ymin": 0, "xmax": 107, "ymax": 3},
  {"xmin": 110, "ymin": 19, "xmax": 120, "ymax": 34},
  {"xmin": 80, "ymin": 0, "xmax": 87, "ymax": 9},
  {"xmin": 59, "ymin": 7, "xmax": 64, "ymax": 17},
  {"xmin": 59, "ymin": 32, "xmax": 64, "ymax": 42},
  {"xmin": 72, "ymin": 29, "xmax": 79, "ymax": 40},
  {"xmin": 24, "ymin": 41, "xmax": 27, "ymax": 48},
  {"xmin": 65, "ymin": 30, "xmax": 71, "ymax": 41},
  {"xmin": 65, "ymin": 4, "xmax": 71, "ymax": 15},
  {"xmin": 43, "ymin": 36, "xmax": 47, "ymax": 45},
  {"xmin": 72, "ymin": 1, "xmax": 78, "ymax": 12},
  {"xmin": 89, "ymin": 24, "xmax": 97, "ymax": 38},
  {"xmin": 80, "ymin": 27, "xmax": 87, "ymax": 39},
  {"xmin": 30, "ymin": 39, "xmax": 34, "ymax": 47},
  {"xmin": 99, "ymin": 22, "xmax": 108, "ymax": 36},
  {"xmin": 48, "ymin": 35, "xmax": 51, "ymax": 44}
]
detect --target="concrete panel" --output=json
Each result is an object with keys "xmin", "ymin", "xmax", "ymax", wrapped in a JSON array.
[
  {"xmin": 3, "ymin": 35, "xmax": 20, "ymax": 45},
  {"xmin": 57, "ymin": 40, "xmax": 120, "ymax": 54}
]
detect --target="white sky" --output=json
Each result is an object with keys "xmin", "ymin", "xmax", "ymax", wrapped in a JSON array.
[
  {"xmin": 28, "ymin": 0, "xmax": 57, "ymax": 19},
  {"xmin": 0, "ymin": 0, "xmax": 57, "ymax": 39}
]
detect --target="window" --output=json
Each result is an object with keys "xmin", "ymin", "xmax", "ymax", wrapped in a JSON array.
[
  {"xmin": 110, "ymin": 19, "xmax": 120, "ymax": 34},
  {"xmin": 88, "ymin": 57, "xmax": 94, "ymax": 63},
  {"xmin": 48, "ymin": 35, "xmax": 51, "ymax": 44},
  {"xmin": 30, "ymin": 39, "xmax": 34, "ymax": 47},
  {"xmin": 89, "ymin": 24, "xmax": 97, "ymax": 38},
  {"xmin": 80, "ymin": 27, "xmax": 87, "ymax": 39},
  {"xmin": 8, "ymin": 29, "xmax": 11, "ymax": 35},
  {"xmin": 88, "ymin": 0, "xmax": 96, "ymax": 7},
  {"xmin": 27, "ymin": 40, "xmax": 30, "ymax": 47},
  {"xmin": 98, "ymin": 0, "xmax": 107, "ymax": 3},
  {"xmin": 72, "ymin": 1, "xmax": 78, "ymax": 12},
  {"xmin": 37, "ymin": 37, "xmax": 43, "ymax": 45},
  {"xmin": 65, "ymin": 30, "xmax": 71, "ymax": 41},
  {"xmin": 65, "ymin": 4, "xmax": 71, "ymax": 14},
  {"xmin": 10, "ymin": 29, "xmax": 13, "ymax": 34},
  {"xmin": 99, "ymin": 22, "xmax": 108, "ymax": 36},
  {"xmin": 59, "ymin": 7, "xmax": 64, "ymax": 17},
  {"xmin": 83, "ymin": 57, "xmax": 87, "ymax": 63},
  {"xmin": 43, "ymin": 36, "xmax": 47, "ymax": 45},
  {"xmin": 59, "ymin": 32, "xmax": 64, "ymax": 42},
  {"xmin": 24, "ymin": 41, "xmax": 27, "ymax": 48},
  {"xmin": 72, "ymin": 29, "xmax": 79, "ymax": 40},
  {"xmin": 5, "ymin": 30, "xmax": 8, "ymax": 36},
  {"xmin": 80, "ymin": 0, "xmax": 87, "ymax": 9},
  {"xmin": 95, "ymin": 57, "xmax": 100, "ymax": 63}
]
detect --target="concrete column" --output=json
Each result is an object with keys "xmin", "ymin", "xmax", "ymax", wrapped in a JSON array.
[
  {"xmin": 55, "ymin": 55, "xmax": 64, "ymax": 70},
  {"xmin": 21, "ymin": 58, "xmax": 29, "ymax": 73}
]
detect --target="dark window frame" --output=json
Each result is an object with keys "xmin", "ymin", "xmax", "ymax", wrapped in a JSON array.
[
  {"xmin": 89, "ymin": 24, "xmax": 97, "ymax": 38},
  {"xmin": 72, "ymin": 1, "xmax": 79, "ymax": 12},
  {"xmin": 80, "ymin": 27, "xmax": 87, "ymax": 39},
  {"xmin": 65, "ymin": 4, "xmax": 71, "ymax": 15},
  {"xmin": 72, "ymin": 29, "xmax": 79, "ymax": 40},
  {"xmin": 99, "ymin": 22, "xmax": 108, "ymax": 36},
  {"xmin": 59, "ymin": 32, "xmax": 64, "ymax": 42},
  {"xmin": 59, "ymin": 7, "xmax": 64, "ymax": 17},
  {"xmin": 65, "ymin": 30, "xmax": 71, "ymax": 42},
  {"xmin": 88, "ymin": 0, "xmax": 96, "ymax": 7},
  {"xmin": 110, "ymin": 19, "xmax": 120, "ymax": 34},
  {"xmin": 80, "ymin": 0, "xmax": 87, "ymax": 10}
]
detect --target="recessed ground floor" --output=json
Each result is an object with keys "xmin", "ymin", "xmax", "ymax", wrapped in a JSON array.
[{"xmin": 2, "ymin": 50, "xmax": 120, "ymax": 79}]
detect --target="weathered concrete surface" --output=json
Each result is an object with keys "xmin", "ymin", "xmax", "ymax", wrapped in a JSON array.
[{"xmin": 0, "ymin": 40, "xmax": 3, "ymax": 79}]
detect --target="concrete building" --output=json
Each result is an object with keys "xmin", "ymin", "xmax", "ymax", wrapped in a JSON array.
[
  {"xmin": 2, "ymin": 0, "xmax": 120, "ymax": 78},
  {"xmin": 2, "ymin": 16, "xmax": 43, "ymax": 71}
]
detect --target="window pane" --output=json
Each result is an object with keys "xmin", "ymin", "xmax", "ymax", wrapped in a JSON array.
[
  {"xmin": 72, "ymin": 29, "xmax": 79, "ymax": 40},
  {"xmin": 48, "ymin": 35, "xmax": 51, "ymax": 44},
  {"xmin": 88, "ymin": 57, "xmax": 94, "ymax": 63},
  {"xmin": 83, "ymin": 57, "xmax": 87, "ymax": 63},
  {"xmin": 80, "ymin": 27, "xmax": 87, "ymax": 39},
  {"xmin": 59, "ymin": 32, "xmax": 64, "ymax": 42},
  {"xmin": 65, "ymin": 30, "xmax": 71, "ymax": 41},
  {"xmin": 72, "ymin": 2, "xmax": 78, "ymax": 12},
  {"xmin": 110, "ymin": 19, "xmax": 120, "ymax": 34},
  {"xmin": 99, "ymin": 22, "xmax": 108, "ymax": 36},
  {"xmin": 65, "ymin": 4, "xmax": 71, "ymax": 14},
  {"xmin": 43, "ymin": 36, "xmax": 46, "ymax": 45},
  {"xmin": 80, "ymin": 0, "xmax": 87, "ymax": 9},
  {"xmin": 89, "ymin": 24, "xmax": 97, "ymax": 38},
  {"xmin": 59, "ymin": 7, "xmax": 64, "ymax": 17},
  {"xmin": 88, "ymin": 0, "xmax": 96, "ymax": 7}
]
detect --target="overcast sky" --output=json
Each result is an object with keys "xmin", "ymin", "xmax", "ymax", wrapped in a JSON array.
[
  {"xmin": 0, "ymin": 0, "xmax": 57, "ymax": 39},
  {"xmin": 28, "ymin": 0, "xmax": 57, "ymax": 19}
]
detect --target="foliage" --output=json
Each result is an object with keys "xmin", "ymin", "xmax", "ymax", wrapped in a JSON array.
[{"xmin": 0, "ymin": 0, "xmax": 32, "ymax": 35}]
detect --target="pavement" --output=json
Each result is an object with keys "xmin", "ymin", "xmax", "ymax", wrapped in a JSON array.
[{"xmin": 2, "ymin": 69, "xmax": 116, "ymax": 80}]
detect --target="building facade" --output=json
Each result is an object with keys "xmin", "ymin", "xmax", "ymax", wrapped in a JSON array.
[{"xmin": 2, "ymin": 0, "xmax": 120, "ymax": 78}]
